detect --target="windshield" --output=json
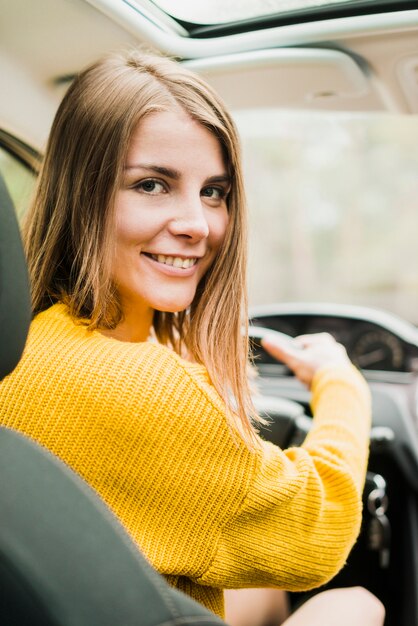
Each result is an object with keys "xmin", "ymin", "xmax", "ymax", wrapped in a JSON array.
[
  {"xmin": 150, "ymin": 0, "xmax": 358, "ymax": 25},
  {"xmin": 232, "ymin": 109, "xmax": 418, "ymax": 324}
]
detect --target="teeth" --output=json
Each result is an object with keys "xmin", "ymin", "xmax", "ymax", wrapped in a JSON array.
[{"xmin": 151, "ymin": 254, "xmax": 197, "ymax": 269}]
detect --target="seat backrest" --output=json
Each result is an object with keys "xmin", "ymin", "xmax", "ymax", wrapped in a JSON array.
[
  {"xmin": 0, "ymin": 171, "xmax": 224, "ymax": 626},
  {"xmin": 0, "ymin": 427, "xmax": 223, "ymax": 626},
  {"xmin": 0, "ymin": 172, "xmax": 31, "ymax": 381}
]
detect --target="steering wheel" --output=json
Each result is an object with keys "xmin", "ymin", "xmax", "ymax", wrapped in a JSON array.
[{"xmin": 248, "ymin": 325, "xmax": 312, "ymax": 448}]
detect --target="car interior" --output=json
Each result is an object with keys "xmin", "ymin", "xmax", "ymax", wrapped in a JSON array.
[{"xmin": 1, "ymin": 1, "xmax": 418, "ymax": 625}]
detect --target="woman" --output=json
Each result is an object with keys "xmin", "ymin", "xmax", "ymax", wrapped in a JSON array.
[{"xmin": 0, "ymin": 50, "xmax": 383, "ymax": 625}]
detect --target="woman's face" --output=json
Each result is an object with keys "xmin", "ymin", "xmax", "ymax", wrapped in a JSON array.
[{"xmin": 111, "ymin": 108, "xmax": 230, "ymax": 322}]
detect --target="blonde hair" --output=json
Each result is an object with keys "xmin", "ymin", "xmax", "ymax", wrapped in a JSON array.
[{"xmin": 24, "ymin": 50, "xmax": 262, "ymax": 448}]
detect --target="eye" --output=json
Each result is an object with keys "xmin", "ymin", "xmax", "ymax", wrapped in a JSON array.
[
  {"xmin": 201, "ymin": 186, "xmax": 226, "ymax": 201},
  {"xmin": 133, "ymin": 179, "xmax": 166, "ymax": 194}
]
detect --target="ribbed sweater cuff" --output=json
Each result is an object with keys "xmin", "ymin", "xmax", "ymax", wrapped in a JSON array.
[{"xmin": 310, "ymin": 364, "xmax": 370, "ymax": 413}]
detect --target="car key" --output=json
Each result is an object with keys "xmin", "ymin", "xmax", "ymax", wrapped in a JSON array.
[
  {"xmin": 368, "ymin": 512, "xmax": 391, "ymax": 569},
  {"xmin": 366, "ymin": 472, "xmax": 391, "ymax": 569}
]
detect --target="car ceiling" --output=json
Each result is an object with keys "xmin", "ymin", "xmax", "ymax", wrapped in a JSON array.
[{"xmin": 1, "ymin": 0, "xmax": 418, "ymax": 151}]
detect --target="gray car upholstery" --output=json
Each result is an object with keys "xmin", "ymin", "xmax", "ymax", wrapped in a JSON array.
[{"xmin": 0, "ymin": 172, "xmax": 31, "ymax": 380}]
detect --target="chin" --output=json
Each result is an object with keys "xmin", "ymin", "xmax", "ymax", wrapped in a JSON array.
[
  {"xmin": 155, "ymin": 305, "xmax": 191, "ymax": 314},
  {"xmin": 153, "ymin": 298, "xmax": 194, "ymax": 314},
  {"xmin": 149, "ymin": 288, "xmax": 197, "ymax": 314}
]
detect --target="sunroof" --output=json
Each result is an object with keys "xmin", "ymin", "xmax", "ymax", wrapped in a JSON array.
[{"xmin": 150, "ymin": 0, "xmax": 361, "ymax": 25}]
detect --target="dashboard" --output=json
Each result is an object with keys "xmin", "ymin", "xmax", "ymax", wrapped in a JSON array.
[
  {"xmin": 248, "ymin": 303, "xmax": 418, "ymax": 613},
  {"xmin": 249, "ymin": 302, "xmax": 418, "ymax": 380},
  {"xmin": 248, "ymin": 302, "xmax": 418, "ymax": 497}
]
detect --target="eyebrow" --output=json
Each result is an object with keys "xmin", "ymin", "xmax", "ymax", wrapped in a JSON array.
[
  {"xmin": 125, "ymin": 164, "xmax": 180, "ymax": 179},
  {"xmin": 124, "ymin": 163, "xmax": 231, "ymax": 186}
]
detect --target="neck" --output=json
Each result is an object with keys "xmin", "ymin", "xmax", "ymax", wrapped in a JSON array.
[{"xmin": 101, "ymin": 304, "xmax": 153, "ymax": 343}]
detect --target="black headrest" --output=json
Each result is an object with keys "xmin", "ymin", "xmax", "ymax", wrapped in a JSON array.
[{"xmin": 0, "ymin": 172, "xmax": 31, "ymax": 380}]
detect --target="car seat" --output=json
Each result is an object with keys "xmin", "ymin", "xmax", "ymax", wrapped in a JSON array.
[{"xmin": 0, "ymin": 171, "xmax": 224, "ymax": 626}]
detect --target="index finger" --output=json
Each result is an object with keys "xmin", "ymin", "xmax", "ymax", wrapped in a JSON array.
[
  {"xmin": 261, "ymin": 334, "xmax": 303, "ymax": 364},
  {"xmin": 295, "ymin": 332, "xmax": 336, "ymax": 347}
]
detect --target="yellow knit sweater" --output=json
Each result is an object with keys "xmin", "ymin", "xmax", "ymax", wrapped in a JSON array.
[{"xmin": 0, "ymin": 304, "xmax": 371, "ymax": 617}]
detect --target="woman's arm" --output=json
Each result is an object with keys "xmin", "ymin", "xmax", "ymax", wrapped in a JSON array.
[{"xmin": 195, "ymin": 336, "xmax": 370, "ymax": 590}]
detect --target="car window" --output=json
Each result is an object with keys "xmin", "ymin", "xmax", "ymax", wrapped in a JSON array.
[
  {"xmin": 0, "ymin": 146, "xmax": 36, "ymax": 222},
  {"xmin": 151, "ymin": 0, "xmax": 356, "ymax": 24},
  {"xmin": 233, "ymin": 109, "xmax": 418, "ymax": 323}
]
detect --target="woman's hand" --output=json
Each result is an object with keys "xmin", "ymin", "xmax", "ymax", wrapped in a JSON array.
[{"xmin": 261, "ymin": 332, "xmax": 351, "ymax": 388}]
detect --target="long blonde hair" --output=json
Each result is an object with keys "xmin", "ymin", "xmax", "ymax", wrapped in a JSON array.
[{"xmin": 24, "ymin": 50, "xmax": 262, "ymax": 448}]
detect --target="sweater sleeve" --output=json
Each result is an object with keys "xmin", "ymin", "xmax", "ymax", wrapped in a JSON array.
[
  {"xmin": 195, "ymin": 364, "xmax": 371, "ymax": 590},
  {"xmin": 112, "ymin": 346, "xmax": 371, "ymax": 592}
]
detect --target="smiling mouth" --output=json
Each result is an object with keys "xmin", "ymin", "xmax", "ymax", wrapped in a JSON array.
[{"xmin": 143, "ymin": 253, "xmax": 198, "ymax": 269}]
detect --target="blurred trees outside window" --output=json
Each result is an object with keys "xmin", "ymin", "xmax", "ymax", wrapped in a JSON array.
[
  {"xmin": 0, "ymin": 146, "xmax": 36, "ymax": 221},
  {"xmin": 234, "ymin": 110, "xmax": 418, "ymax": 323}
]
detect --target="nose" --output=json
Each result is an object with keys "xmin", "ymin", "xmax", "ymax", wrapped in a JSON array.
[{"xmin": 168, "ymin": 195, "xmax": 210, "ymax": 241}]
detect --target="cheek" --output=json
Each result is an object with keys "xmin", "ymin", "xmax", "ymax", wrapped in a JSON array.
[
  {"xmin": 114, "ymin": 205, "xmax": 154, "ymax": 248},
  {"xmin": 209, "ymin": 210, "xmax": 229, "ymax": 250},
  {"xmin": 114, "ymin": 200, "xmax": 138, "ymax": 245}
]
